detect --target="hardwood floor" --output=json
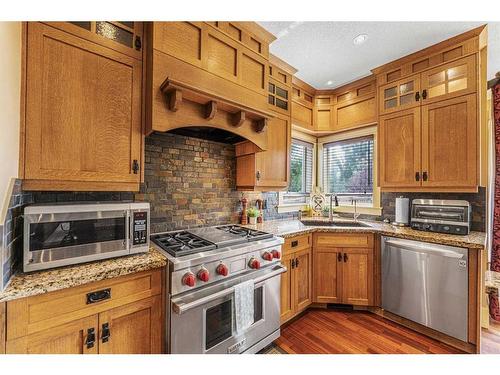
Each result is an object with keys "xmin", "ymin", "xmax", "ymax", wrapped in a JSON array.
[
  {"xmin": 275, "ymin": 308, "xmax": 465, "ymax": 354},
  {"xmin": 481, "ymin": 319, "xmax": 500, "ymax": 354}
]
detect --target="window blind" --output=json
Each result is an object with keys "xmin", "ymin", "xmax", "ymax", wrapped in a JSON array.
[
  {"xmin": 289, "ymin": 139, "xmax": 313, "ymax": 194},
  {"xmin": 322, "ymin": 136, "xmax": 374, "ymax": 205}
]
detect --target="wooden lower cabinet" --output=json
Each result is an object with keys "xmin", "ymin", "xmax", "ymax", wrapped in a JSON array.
[
  {"xmin": 280, "ymin": 235, "xmax": 312, "ymax": 323},
  {"xmin": 7, "ymin": 315, "xmax": 99, "ymax": 354},
  {"xmin": 313, "ymin": 234, "xmax": 374, "ymax": 306},
  {"xmin": 98, "ymin": 296, "xmax": 162, "ymax": 354},
  {"xmin": 5, "ymin": 268, "xmax": 164, "ymax": 354}
]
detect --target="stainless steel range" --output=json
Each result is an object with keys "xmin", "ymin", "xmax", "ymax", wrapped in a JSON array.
[{"xmin": 151, "ymin": 224, "xmax": 285, "ymax": 354}]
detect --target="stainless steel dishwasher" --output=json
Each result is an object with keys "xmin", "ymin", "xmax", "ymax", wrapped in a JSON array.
[{"xmin": 381, "ymin": 236, "xmax": 468, "ymax": 341}]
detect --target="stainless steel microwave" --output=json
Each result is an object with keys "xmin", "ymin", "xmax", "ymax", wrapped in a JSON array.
[{"xmin": 23, "ymin": 202, "xmax": 150, "ymax": 272}]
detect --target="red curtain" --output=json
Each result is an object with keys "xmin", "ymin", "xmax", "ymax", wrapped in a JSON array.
[{"xmin": 491, "ymin": 82, "xmax": 500, "ymax": 320}]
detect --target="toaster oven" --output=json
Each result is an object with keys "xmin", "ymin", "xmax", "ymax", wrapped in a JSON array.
[
  {"xmin": 23, "ymin": 202, "xmax": 150, "ymax": 272},
  {"xmin": 410, "ymin": 199, "xmax": 471, "ymax": 235}
]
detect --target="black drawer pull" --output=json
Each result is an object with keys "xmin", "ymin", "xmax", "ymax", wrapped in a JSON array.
[
  {"xmin": 291, "ymin": 240, "xmax": 298, "ymax": 248},
  {"xmin": 415, "ymin": 172, "xmax": 420, "ymax": 181},
  {"xmin": 343, "ymin": 253, "xmax": 348, "ymax": 262},
  {"xmin": 85, "ymin": 328, "xmax": 96, "ymax": 349},
  {"xmin": 422, "ymin": 89, "xmax": 427, "ymax": 100},
  {"xmin": 291, "ymin": 258, "xmax": 295, "ymax": 269},
  {"xmin": 337, "ymin": 253, "xmax": 342, "ymax": 262},
  {"xmin": 86, "ymin": 288, "xmax": 111, "ymax": 304},
  {"xmin": 422, "ymin": 171, "xmax": 428, "ymax": 181},
  {"xmin": 295, "ymin": 258, "xmax": 300, "ymax": 267},
  {"xmin": 415, "ymin": 91, "xmax": 420, "ymax": 101},
  {"xmin": 101, "ymin": 323, "xmax": 111, "ymax": 343}
]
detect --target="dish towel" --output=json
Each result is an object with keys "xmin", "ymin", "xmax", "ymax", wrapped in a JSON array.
[{"xmin": 234, "ymin": 279, "xmax": 255, "ymax": 333}]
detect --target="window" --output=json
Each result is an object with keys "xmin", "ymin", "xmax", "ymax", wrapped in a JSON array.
[
  {"xmin": 284, "ymin": 139, "xmax": 314, "ymax": 205},
  {"xmin": 322, "ymin": 135, "xmax": 374, "ymax": 206}
]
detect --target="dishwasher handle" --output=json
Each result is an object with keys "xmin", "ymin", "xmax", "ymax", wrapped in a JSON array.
[{"xmin": 384, "ymin": 239, "xmax": 465, "ymax": 259}]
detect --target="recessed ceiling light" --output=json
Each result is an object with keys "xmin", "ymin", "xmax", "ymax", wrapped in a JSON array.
[
  {"xmin": 327, "ymin": 80, "xmax": 333, "ymax": 85},
  {"xmin": 353, "ymin": 34, "xmax": 368, "ymax": 45}
]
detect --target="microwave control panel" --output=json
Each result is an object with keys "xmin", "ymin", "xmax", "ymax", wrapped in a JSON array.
[{"xmin": 132, "ymin": 211, "xmax": 148, "ymax": 246}]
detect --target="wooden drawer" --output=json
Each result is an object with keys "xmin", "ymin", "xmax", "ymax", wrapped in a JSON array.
[
  {"xmin": 313, "ymin": 233, "xmax": 374, "ymax": 249},
  {"xmin": 283, "ymin": 234, "xmax": 311, "ymax": 256},
  {"xmin": 7, "ymin": 268, "xmax": 163, "ymax": 340}
]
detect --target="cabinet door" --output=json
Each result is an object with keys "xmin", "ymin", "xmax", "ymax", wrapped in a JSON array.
[
  {"xmin": 341, "ymin": 248, "xmax": 373, "ymax": 306},
  {"xmin": 421, "ymin": 55, "xmax": 476, "ymax": 104},
  {"xmin": 315, "ymin": 107, "xmax": 334, "ymax": 131},
  {"xmin": 256, "ymin": 113, "xmax": 291, "ymax": 188},
  {"xmin": 421, "ymin": 94, "xmax": 477, "ymax": 188},
  {"xmin": 24, "ymin": 23, "xmax": 142, "ymax": 191},
  {"xmin": 379, "ymin": 107, "xmax": 422, "ymax": 188},
  {"xmin": 6, "ymin": 315, "xmax": 98, "ymax": 354},
  {"xmin": 98, "ymin": 296, "xmax": 162, "ymax": 354},
  {"xmin": 313, "ymin": 249, "xmax": 342, "ymax": 303},
  {"xmin": 379, "ymin": 74, "xmax": 421, "ymax": 115},
  {"xmin": 294, "ymin": 248, "xmax": 312, "ymax": 312},
  {"xmin": 280, "ymin": 254, "xmax": 295, "ymax": 323}
]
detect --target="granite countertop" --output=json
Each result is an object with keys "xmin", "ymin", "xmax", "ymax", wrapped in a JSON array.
[
  {"xmin": 0, "ymin": 247, "xmax": 167, "ymax": 303},
  {"xmin": 245, "ymin": 217, "xmax": 486, "ymax": 249}
]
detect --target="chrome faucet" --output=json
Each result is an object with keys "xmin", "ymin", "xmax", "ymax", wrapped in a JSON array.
[{"xmin": 329, "ymin": 194, "xmax": 339, "ymax": 221}]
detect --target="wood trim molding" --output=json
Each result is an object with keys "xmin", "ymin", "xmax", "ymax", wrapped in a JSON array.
[{"xmin": 269, "ymin": 53, "xmax": 298, "ymax": 75}]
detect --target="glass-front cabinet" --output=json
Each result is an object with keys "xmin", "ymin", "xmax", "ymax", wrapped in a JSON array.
[
  {"xmin": 420, "ymin": 55, "xmax": 476, "ymax": 104},
  {"xmin": 379, "ymin": 74, "xmax": 421, "ymax": 115}
]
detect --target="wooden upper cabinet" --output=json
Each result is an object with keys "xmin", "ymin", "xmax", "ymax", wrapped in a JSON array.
[
  {"xmin": 98, "ymin": 296, "xmax": 162, "ymax": 354},
  {"xmin": 420, "ymin": 55, "xmax": 477, "ymax": 104},
  {"xmin": 379, "ymin": 74, "xmax": 421, "ymax": 115},
  {"xmin": 421, "ymin": 94, "xmax": 477, "ymax": 188},
  {"xmin": 236, "ymin": 112, "xmax": 291, "ymax": 191},
  {"xmin": 22, "ymin": 22, "xmax": 143, "ymax": 191},
  {"xmin": 379, "ymin": 108, "xmax": 421, "ymax": 188},
  {"xmin": 341, "ymin": 248, "xmax": 373, "ymax": 306},
  {"xmin": 45, "ymin": 22, "xmax": 144, "ymax": 60},
  {"xmin": 292, "ymin": 77, "xmax": 315, "ymax": 131},
  {"xmin": 7, "ymin": 315, "xmax": 98, "ymax": 354}
]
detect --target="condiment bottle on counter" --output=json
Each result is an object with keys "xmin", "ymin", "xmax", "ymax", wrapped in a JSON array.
[{"xmin": 256, "ymin": 199, "xmax": 264, "ymax": 223}]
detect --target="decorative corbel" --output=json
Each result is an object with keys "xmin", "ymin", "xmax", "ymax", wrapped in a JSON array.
[
  {"xmin": 204, "ymin": 101, "xmax": 218, "ymax": 120},
  {"xmin": 232, "ymin": 111, "xmax": 246, "ymax": 127},
  {"xmin": 254, "ymin": 118, "xmax": 268, "ymax": 133},
  {"xmin": 168, "ymin": 89, "xmax": 182, "ymax": 112}
]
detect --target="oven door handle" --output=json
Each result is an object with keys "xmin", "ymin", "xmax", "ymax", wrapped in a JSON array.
[{"xmin": 171, "ymin": 264, "xmax": 287, "ymax": 315}]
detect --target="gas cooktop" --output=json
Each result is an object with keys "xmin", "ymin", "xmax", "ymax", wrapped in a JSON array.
[{"xmin": 151, "ymin": 224, "xmax": 273, "ymax": 257}]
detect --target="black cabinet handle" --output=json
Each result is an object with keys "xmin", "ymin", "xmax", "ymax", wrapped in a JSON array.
[
  {"xmin": 295, "ymin": 258, "xmax": 299, "ymax": 267},
  {"xmin": 415, "ymin": 92, "xmax": 420, "ymax": 101},
  {"xmin": 101, "ymin": 323, "xmax": 111, "ymax": 343},
  {"xmin": 134, "ymin": 36, "xmax": 142, "ymax": 51},
  {"xmin": 86, "ymin": 288, "xmax": 111, "ymax": 304},
  {"xmin": 343, "ymin": 253, "xmax": 348, "ymax": 262},
  {"xmin": 415, "ymin": 172, "xmax": 420, "ymax": 181},
  {"xmin": 132, "ymin": 159, "xmax": 140, "ymax": 174},
  {"xmin": 422, "ymin": 171, "xmax": 428, "ymax": 181},
  {"xmin": 291, "ymin": 258, "xmax": 295, "ymax": 269},
  {"xmin": 85, "ymin": 328, "xmax": 96, "ymax": 349},
  {"xmin": 291, "ymin": 240, "xmax": 298, "ymax": 248},
  {"xmin": 337, "ymin": 253, "xmax": 342, "ymax": 262},
  {"xmin": 422, "ymin": 89, "xmax": 427, "ymax": 99},
  {"xmin": 256, "ymin": 171, "xmax": 261, "ymax": 181}
]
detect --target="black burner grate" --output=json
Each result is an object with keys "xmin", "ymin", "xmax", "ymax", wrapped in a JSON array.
[{"xmin": 151, "ymin": 231, "xmax": 216, "ymax": 257}]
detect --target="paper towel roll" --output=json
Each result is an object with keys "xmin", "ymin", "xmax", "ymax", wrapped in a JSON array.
[{"xmin": 395, "ymin": 197, "xmax": 410, "ymax": 225}]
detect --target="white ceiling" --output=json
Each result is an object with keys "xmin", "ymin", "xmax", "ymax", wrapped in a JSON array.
[{"xmin": 259, "ymin": 22, "xmax": 500, "ymax": 89}]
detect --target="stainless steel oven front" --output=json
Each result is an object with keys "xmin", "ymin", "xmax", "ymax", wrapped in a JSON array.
[
  {"xmin": 169, "ymin": 264, "xmax": 285, "ymax": 354},
  {"xmin": 23, "ymin": 202, "xmax": 150, "ymax": 272}
]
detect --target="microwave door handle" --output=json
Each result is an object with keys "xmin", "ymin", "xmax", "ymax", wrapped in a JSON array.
[
  {"xmin": 418, "ymin": 211, "xmax": 462, "ymax": 219},
  {"xmin": 126, "ymin": 210, "xmax": 131, "ymax": 250},
  {"xmin": 172, "ymin": 265, "xmax": 287, "ymax": 315},
  {"xmin": 384, "ymin": 239, "xmax": 464, "ymax": 259}
]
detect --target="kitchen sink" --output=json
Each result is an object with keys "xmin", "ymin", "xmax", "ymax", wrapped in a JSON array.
[{"xmin": 300, "ymin": 220, "xmax": 372, "ymax": 228}]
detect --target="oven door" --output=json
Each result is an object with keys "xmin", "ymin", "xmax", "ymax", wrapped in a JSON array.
[
  {"xmin": 24, "ymin": 209, "xmax": 130, "ymax": 271},
  {"xmin": 170, "ymin": 264, "xmax": 285, "ymax": 354}
]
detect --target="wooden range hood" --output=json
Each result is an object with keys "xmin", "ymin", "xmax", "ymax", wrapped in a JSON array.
[{"xmin": 153, "ymin": 77, "xmax": 273, "ymax": 150}]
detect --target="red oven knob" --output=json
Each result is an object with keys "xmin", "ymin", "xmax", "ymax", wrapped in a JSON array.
[
  {"xmin": 197, "ymin": 268, "xmax": 210, "ymax": 282},
  {"xmin": 249, "ymin": 258, "xmax": 261, "ymax": 269},
  {"xmin": 262, "ymin": 251, "xmax": 273, "ymax": 261},
  {"xmin": 271, "ymin": 249, "xmax": 281, "ymax": 259},
  {"xmin": 216, "ymin": 264, "xmax": 229, "ymax": 277},
  {"xmin": 182, "ymin": 272, "xmax": 196, "ymax": 287}
]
